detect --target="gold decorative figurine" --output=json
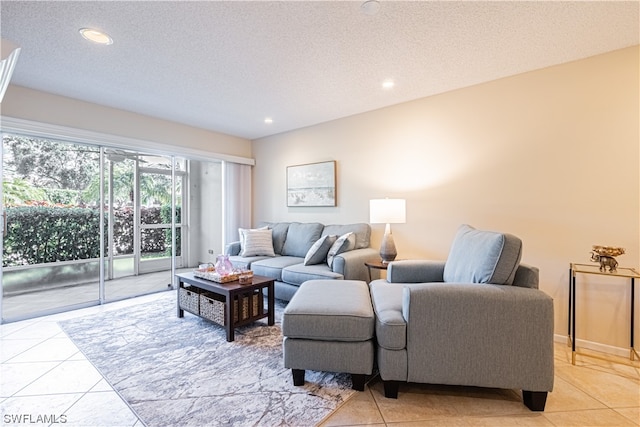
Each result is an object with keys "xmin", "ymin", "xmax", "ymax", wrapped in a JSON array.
[{"xmin": 590, "ymin": 245, "xmax": 625, "ymax": 273}]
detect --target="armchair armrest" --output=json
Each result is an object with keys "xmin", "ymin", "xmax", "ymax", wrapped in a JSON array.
[
  {"xmin": 225, "ymin": 241, "xmax": 241, "ymax": 256},
  {"xmin": 387, "ymin": 260, "xmax": 446, "ymax": 283},
  {"xmin": 513, "ymin": 264, "xmax": 540, "ymax": 289}
]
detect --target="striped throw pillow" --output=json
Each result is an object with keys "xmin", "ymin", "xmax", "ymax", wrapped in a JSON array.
[{"xmin": 240, "ymin": 229, "xmax": 275, "ymax": 257}]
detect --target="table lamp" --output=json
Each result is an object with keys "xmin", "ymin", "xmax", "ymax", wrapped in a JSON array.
[{"xmin": 369, "ymin": 198, "xmax": 406, "ymax": 263}]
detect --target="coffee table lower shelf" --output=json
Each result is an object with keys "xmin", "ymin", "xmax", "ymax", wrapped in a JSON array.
[{"xmin": 176, "ymin": 272, "xmax": 275, "ymax": 342}]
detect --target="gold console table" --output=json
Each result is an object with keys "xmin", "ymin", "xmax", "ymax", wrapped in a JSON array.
[{"xmin": 568, "ymin": 263, "xmax": 640, "ymax": 364}]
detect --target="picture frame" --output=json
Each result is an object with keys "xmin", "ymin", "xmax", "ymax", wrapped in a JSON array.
[{"xmin": 287, "ymin": 161, "xmax": 336, "ymax": 207}]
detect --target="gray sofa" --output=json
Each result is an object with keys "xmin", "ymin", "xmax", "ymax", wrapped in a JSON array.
[
  {"xmin": 225, "ymin": 222, "xmax": 378, "ymax": 301},
  {"xmin": 369, "ymin": 224, "xmax": 554, "ymax": 411}
]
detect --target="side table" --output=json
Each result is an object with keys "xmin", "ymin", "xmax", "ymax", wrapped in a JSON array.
[
  {"xmin": 365, "ymin": 259, "xmax": 391, "ymax": 282},
  {"xmin": 568, "ymin": 262, "xmax": 640, "ymax": 364}
]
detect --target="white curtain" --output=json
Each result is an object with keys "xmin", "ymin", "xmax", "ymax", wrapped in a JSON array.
[{"xmin": 222, "ymin": 161, "xmax": 252, "ymax": 247}]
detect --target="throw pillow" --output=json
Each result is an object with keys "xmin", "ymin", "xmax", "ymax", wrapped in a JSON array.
[
  {"xmin": 326, "ymin": 232, "xmax": 355, "ymax": 268},
  {"xmin": 262, "ymin": 222, "xmax": 290, "ymax": 255},
  {"xmin": 238, "ymin": 226, "xmax": 268, "ymax": 252},
  {"xmin": 240, "ymin": 228, "xmax": 275, "ymax": 257},
  {"xmin": 304, "ymin": 235, "xmax": 337, "ymax": 266}
]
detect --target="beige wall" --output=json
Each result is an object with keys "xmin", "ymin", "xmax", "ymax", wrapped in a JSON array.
[
  {"xmin": 253, "ymin": 46, "xmax": 640, "ymax": 352},
  {"xmin": 1, "ymin": 85, "xmax": 252, "ymax": 159}
]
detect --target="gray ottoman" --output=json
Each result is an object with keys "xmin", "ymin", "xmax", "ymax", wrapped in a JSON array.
[{"xmin": 282, "ymin": 279, "xmax": 375, "ymax": 391}]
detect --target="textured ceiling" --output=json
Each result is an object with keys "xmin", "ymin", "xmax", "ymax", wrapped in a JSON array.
[{"xmin": 1, "ymin": 1, "xmax": 638, "ymax": 140}]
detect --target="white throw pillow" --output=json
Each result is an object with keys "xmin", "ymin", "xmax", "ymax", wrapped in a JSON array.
[
  {"xmin": 326, "ymin": 232, "xmax": 355, "ymax": 268},
  {"xmin": 238, "ymin": 226, "xmax": 268, "ymax": 252},
  {"xmin": 240, "ymin": 228, "xmax": 275, "ymax": 257},
  {"xmin": 304, "ymin": 235, "xmax": 337, "ymax": 266}
]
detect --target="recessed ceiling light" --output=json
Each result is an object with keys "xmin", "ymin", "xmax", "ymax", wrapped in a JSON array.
[
  {"xmin": 361, "ymin": 0, "xmax": 380, "ymax": 16},
  {"xmin": 382, "ymin": 79, "xmax": 395, "ymax": 89},
  {"xmin": 264, "ymin": 118, "xmax": 273, "ymax": 124},
  {"xmin": 79, "ymin": 28, "xmax": 113, "ymax": 45}
]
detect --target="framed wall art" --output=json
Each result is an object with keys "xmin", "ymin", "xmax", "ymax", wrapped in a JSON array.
[{"xmin": 287, "ymin": 161, "xmax": 336, "ymax": 207}]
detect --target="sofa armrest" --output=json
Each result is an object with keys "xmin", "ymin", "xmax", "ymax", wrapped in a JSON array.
[
  {"xmin": 387, "ymin": 260, "xmax": 446, "ymax": 283},
  {"xmin": 332, "ymin": 247, "xmax": 379, "ymax": 282},
  {"xmin": 225, "ymin": 241, "xmax": 241, "ymax": 256},
  {"xmin": 402, "ymin": 282, "xmax": 554, "ymax": 391}
]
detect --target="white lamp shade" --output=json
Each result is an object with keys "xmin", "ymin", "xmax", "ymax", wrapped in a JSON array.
[{"xmin": 369, "ymin": 199, "xmax": 406, "ymax": 224}]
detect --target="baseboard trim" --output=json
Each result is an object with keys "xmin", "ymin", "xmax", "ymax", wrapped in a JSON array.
[{"xmin": 553, "ymin": 334, "xmax": 632, "ymax": 359}]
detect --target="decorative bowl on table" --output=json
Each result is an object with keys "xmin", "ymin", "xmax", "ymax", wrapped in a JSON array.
[{"xmin": 591, "ymin": 245, "xmax": 625, "ymax": 257}]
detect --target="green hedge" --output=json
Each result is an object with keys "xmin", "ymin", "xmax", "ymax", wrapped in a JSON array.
[{"xmin": 3, "ymin": 205, "xmax": 181, "ymax": 267}]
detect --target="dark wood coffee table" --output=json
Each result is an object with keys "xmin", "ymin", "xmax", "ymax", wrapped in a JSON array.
[{"xmin": 176, "ymin": 272, "xmax": 275, "ymax": 342}]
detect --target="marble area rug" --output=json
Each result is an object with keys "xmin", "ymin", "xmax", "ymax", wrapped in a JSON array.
[{"xmin": 59, "ymin": 291, "xmax": 355, "ymax": 427}]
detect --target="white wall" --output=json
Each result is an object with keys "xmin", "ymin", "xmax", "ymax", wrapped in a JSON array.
[
  {"xmin": 1, "ymin": 85, "xmax": 252, "ymax": 159},
  {"xmin": 252, "ymin": 46, "xmax": 640, "ymax": 353}
]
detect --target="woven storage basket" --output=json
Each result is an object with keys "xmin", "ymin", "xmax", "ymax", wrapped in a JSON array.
[
  {"xmin": 238, "ymin": 292, "xmax": 261, "ymax": 319},
  {"xmin": 200, "ymin": 292, "xmax": 236, "ymax": 325},
  {"xmin": 249, "ymin": 291, "xmax": 261, "ymax": 317},
  {"xmin": 178, "ymin": 286, "xmax": 202, "ymax": 315},
  {"xmin": 199, "ymin": 292, "xmax": 262, "ymax": 325}
]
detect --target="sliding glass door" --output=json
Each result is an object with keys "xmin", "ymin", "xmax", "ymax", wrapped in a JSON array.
[
  {"xmin": 0, "ymin": 133, "xmax": 206, "ymax": 323},
  {"xmin": 1, "ymin": 135, "xmax": 102, "ymax": 320},
  {"xmin": 103, "ymin": 151, "xmax": 186, "ymax": 300}
]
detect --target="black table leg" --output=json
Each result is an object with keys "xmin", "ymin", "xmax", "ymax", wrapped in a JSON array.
[
  {"xmin": 177, "ymin": 280, "xmax": 184, "ymax": 318},
  {"xmin": 226, "ymin": 293, "xmax": 235, "ymax": 342},
  {"xmin": 568, "ymin": 266, "xmax": 572, "ymax": 346},
  {"xmin": 267, "ymin": 283, "xmax": 275, "ymax": 326},
  {"xmin": 571, "ymin": 273, "xmax": 576, "ymax": 364},
  {"xmin": 631, "ymin": 278, "xmax": 635, "ymax": 360}
]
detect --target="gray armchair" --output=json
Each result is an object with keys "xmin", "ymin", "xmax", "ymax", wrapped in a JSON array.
[{"xmin": 369, "ymin": 224, "xmax": 554, "ymax": 411}]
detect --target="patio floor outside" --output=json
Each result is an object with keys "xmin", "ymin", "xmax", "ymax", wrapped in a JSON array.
[{"xmin": 2, "ymin": 268, "xmax": 192, "ymax": 322}]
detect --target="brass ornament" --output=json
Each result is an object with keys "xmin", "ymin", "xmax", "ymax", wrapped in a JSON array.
[{"xmin": 590, "ymin": 245, "xmax": 625, "ymax": 273}]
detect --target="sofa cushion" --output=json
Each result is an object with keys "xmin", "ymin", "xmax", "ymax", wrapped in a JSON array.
[
  {"xmin": 251, "ymin": 256, "xmax": 303, "ymax": 282},
  {"xmin": 322, "ymin": 223, "xmax": 371, "ymax": 249},
  {"xmin": 327, "ymin": 232, "xmax": 355, "ymax": 268},
  {"xmin": 443, "ymin": 224, "xmax": 522, "ymax": 285},
  {"xmin": 261, "ymin": 222, "xmax": 290, "ymax": 255},
  {"xmin": 228, "ymin": 255, "xmax": 272, "ymax": 271},
  {"xmin": 281, "ymin": 263, "xmax": 344, "ymax": 285},
  {"xmin": 304, "ymin": 234, "xmax": 337, "ymax": 265},
  {"xmin": 281, "ymin": 222, "xmax": 324, "ymax": 257},
  {"xmin": 239, "ymin": 228, "xmax": 275, "ymax": 257}
]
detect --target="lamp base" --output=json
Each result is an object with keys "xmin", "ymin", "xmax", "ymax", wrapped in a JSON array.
[{"xmin": 379, "ymin": 224, "xmax": 397, "ymax": 263}]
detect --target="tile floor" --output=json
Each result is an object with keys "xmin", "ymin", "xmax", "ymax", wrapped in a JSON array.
[
  {"xmin": 1, "ymin": 292, "xmax": 639, "ymax": 427},
  {"xmin": 320, "ymin": 346, "xmax": 640, "ymax": 426}
]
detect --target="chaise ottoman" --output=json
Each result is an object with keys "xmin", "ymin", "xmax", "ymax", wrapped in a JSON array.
[{"xmin": 282, "ymin": 279, "xmax": 375, "ymax": 391}]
